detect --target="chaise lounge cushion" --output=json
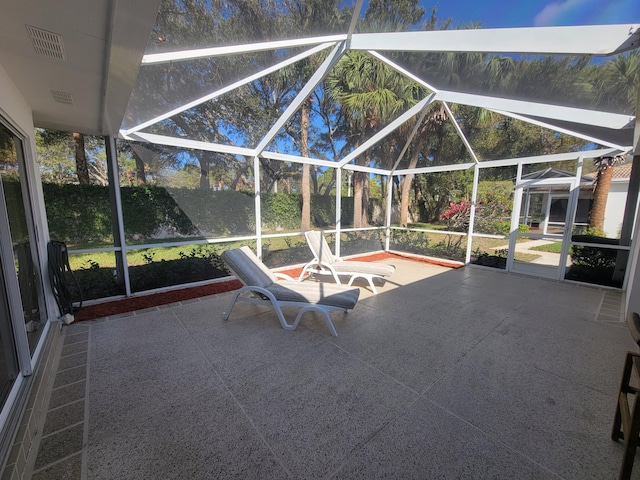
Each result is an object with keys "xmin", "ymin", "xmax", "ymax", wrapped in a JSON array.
[
  {"xmin": 222, "ymin": 246, "xmax": 277, "ymax": 288},
  {"xmin": 328, "ymin": 260, "xmax": 395, "ymax": 277},
  {"xmin": 221, "ymin": 246, "xmax": 361, "ymax": 336},
  {"xmin": 267, "ymin": 281, "xmax": 359, "ymax": 310}
]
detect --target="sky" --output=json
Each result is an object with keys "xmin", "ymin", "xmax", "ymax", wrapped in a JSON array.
[{"xmin": 426, "ymin": 0, "xmax": 640, "ymax": 28}]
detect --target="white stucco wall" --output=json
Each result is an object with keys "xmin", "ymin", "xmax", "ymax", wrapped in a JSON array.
[
  {"xmin": 0, "ymin": 63, "xmax": 56, "ymax": 321},
  {"xmin": 0, "ymin": 64, "xmax": 34, "ymax": 133},
  {"xmin": 604, "ymin": 179, "xmax": 629, "ymax": 238}
]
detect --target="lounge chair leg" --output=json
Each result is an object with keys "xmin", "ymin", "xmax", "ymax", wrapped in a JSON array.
[
  {"xmin": 292, "ymin": 306, "xmax": 338, "ymax": 336},
  {"xmin": 347, "ymin": 274, "xmax": 378, "ymax": 294},
  {"xmin": 221, "ymin": 290, "xmax": 243, "ymax": 320}
]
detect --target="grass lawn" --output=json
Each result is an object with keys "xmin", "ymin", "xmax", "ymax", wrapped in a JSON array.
[
  {"xmin": 530, "ymin": 241, "xmax": 564, "ymax": 254},
  {"xmin": 67, "ymin": 230, "xmax": 541, "ymax": 271},
  {"xmin": 68, "ymin": 235, "xmax": 311, "ymax": 271}
]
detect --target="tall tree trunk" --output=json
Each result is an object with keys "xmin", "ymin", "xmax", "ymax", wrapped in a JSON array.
[
  {"xmin": 73, "ymin": 132, "xmax": 90, "ymax": 184},
  {"xmin": 399, "ymin": 137, "xmax": 427, "ymax": 226},
  {"xmin": 400, "ymin": 173, "xmax": 414, "ymax": 226},
  {"xmin": 199, "ymin": 158, "xmax": 210, "ymax": 190},
  {"xmin": 131, "ymin": 150, "xmax": 147, "ymax": 186},
  {"xmin": 135, "ymin": 157, "xmax": 146, "ymax": 186},
  {"xmin": 353, "ymin": 173, "xmax": 363, "ymax": 227},
  {"xmin": 589, "ymin": 165, "xmax": 614, "ymax": 231},
  {"xmin": 353, "ymin": 149, "xmax": 371, "ymax": 228},
  {"xmin": 301, "ymin": 98, "xmax": 311, "ymax": 231}
]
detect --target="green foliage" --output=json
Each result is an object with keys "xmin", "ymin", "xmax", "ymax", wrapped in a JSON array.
[
  {"xmin": 581, "ymin": 226, "xmax": 607, "ymax": 238},
  {"xmin": 472, "ymin": 248, "xmax": 507, "ymax": 269},
  {"xmin": 427, "ymin": 236, "xmax": 466, "ymax": 262},
  {"xmin": 261, "ymin": 193, "xmax": 301, "ymax": 231},
  {"xmin": 43, "ymin": 182, "xmax": 364, "ymax": 246},
  {"xmin": 570, "ymin": 234, "xmax": 618, "ymax": 269},
  {"xmin": 43, "ymin": 183, "xmax": 114, "ymax": 244},
  {"xmin": 71, "ymin": 245, "xmax": 229, "ymax": 299},
  {"xmin": 172, "ymin": 188, "xmax": 256, "ymax": 235},
  {"xmin": 474, "ymin": 180, "xmax": 513, "ymax": 234},
  {"xmin": 389, "ymin": 230, "xmax": 431, "ymax": 254},
  {"xmin": 121, "ymin": 186, "xmax": 199, "ymax": 237},
  {"xmin": 390, "ymin": 229, "xmax": 465, "ymax": 261},
  {"xmin": 491, "ymin": 221, "xmax": 510, "ymax": 236},
  {"xmin": 566, "ymin": 232, "xmax": 620, "ymax": 287},
  {"xmin": 340, "ymin": 230, "xmax": 386, "ymax": 257}
]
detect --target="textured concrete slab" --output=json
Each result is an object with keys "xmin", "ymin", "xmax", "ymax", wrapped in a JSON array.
[
  {"xmin": 424, "ymin": 347, "xmax": 625, "ymax": 480},
  {"xmin": 224, "ymin": 341, "xmax": 418, "ymax": 478},
  {"xmin": 87, "ymin": 389, "xmax": 288, "ymax": 480},
  {"xmin": 27, "ymin": 261, "xmax": 640, "ymax": 479},
  {"xmin": 334, "ymin": 397, "xmax": 554, "ymax": 480}
]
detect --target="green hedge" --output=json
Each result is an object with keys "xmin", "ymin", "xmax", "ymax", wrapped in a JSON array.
[{"xmin": 41, "ymin": 183, "xmax": 363, "ymax": 246}]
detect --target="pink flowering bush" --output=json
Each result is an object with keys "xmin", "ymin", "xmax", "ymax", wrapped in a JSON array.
[{"xmin": 441, "ymin": 201, "xmax": 471, "ymax": 231}]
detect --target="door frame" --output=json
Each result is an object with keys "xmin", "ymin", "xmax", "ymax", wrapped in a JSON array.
[{"xmin": 506, "ymin": 160, "xmax": 584, "ymax": 280}]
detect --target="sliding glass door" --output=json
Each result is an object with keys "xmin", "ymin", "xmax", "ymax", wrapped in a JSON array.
[{"xmin": 0, "ymin": 119, "xmax": 46, "ymax": 407}]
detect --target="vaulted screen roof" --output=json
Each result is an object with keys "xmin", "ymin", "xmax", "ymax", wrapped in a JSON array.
[{"xmin": 121, "ymin": 0, "xmax": 640, "ymax": 173}]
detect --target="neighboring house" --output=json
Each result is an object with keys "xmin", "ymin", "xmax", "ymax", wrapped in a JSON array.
[
  {"xmin": 521, "ymin": 165, "xmax": 632, "ymax": 238},
  {"xmin": 520, "ymin": 168, "xmax": 594, "ymax": 235}
]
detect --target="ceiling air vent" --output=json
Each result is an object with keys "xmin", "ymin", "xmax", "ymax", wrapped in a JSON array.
[
  {"xmin": 51, "ymin": 90, "xmax": 73, "ymax": 105},
  {"xmin": 26, "ymin": 25, "xmax": 66, "ymax": 61}
]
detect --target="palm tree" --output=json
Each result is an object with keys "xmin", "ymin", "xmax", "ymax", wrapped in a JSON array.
[
  {"xmin": 327, "ymin": 51, "xmax": 427, "ymax": 227},
  {"xmin": 300, "ymin": 97, "xmax": 312, "ymax": 231},
  {"xmin": 589, "ymin": 155, "xmax": 624, "ymax": 231}
]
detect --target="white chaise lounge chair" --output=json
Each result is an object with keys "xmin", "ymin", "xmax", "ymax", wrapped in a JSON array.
[
  {"xmin": 221, "ymin": 246, "xmax": 360, "ymax": 336},
  {"xmin": 299, "ymin": 230, "xmax": 395, "ymax": 294}
]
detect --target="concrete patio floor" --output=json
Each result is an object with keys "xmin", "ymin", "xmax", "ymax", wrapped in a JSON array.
[{"xmin": 27, "ymin": 259, "xmax": 640, "ymax": 479}]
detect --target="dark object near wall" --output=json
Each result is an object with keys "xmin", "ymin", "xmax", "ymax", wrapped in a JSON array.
[{"xmin": 47, "ymin": 240, "xmax": 82, "ymax": 316}]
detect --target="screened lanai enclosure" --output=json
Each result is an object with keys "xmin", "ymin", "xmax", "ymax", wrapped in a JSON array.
[
  {"xmin": 4, "ymin": 1, "xmax": 640, "ymax": 479},
  {"xmin": 34, "ymin": 0, "xmax": 640, "ymax": 300}
]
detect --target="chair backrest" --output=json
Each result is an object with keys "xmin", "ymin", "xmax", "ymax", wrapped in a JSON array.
[
  {"xmin": 305, "ymin": 231, "xmax": 336, "ymax": 265},
  {"xmin": 628, "ymin": 311, "xmax": 640, "ymax": 348},
  {"xmin": 221, "ymin": 246, "xmax": 277, "ymax": 289}
]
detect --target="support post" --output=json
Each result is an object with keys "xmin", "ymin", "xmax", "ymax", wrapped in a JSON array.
[
  {"xmin": 105, "ymin": 135, "xmax": 130, "ymax": 296},
  {"xmin": 615, "ymin": 154, "xmax": 640, "ymax": 285},
  {"xmin": 507, "ymin": 163, "xmax": 524, "ymax": 272},
  {"xmin": 335, "ymin": 168, "xmax": 342, "ymax": 258},
  {"xmin": 385, "ymin": 174, "xmax": 393, "ymax": 252},
  {"xmin": 254, "ymin": 156, "xmax": 262, "ymax": 259},
  {"xmin": 466, "ymin": 164, "xmax": 480, "ymax": 264}
]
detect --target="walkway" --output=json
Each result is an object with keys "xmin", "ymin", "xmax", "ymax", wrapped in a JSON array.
[{"xmin": 496, "ymin": 239, "xmax": 565, "ymax": 265}]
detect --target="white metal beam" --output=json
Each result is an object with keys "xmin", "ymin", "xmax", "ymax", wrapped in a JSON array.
[
  {"xmin": 124, "ymin": 43, "xmax": 335, "ymax": 136},
  {"xmin": 389, "ymin": 107, "xmax": 430, "ymax": 173},
  {"xmin": 261, "ymin": 151, "xmax": 337, "ymax": 169},
  {"xmin": 121, "ymin": 131, "xmax": 257, "ymax": 157},
  {"xmin": 350, "ymin": 25, "xmax": 640, "ymax": 56},
  {"xmin": 367, "ymin": 51, "xmax": 439, "ymax": 93},
  {"xmin": 477, "ymin": 147, "xmax": 621, "ymax": 169},
  {"xmin": 343, "ymin": 164, "xmax": 390, "ymax": 175},
  {"xmin": 395, "ymin": 162, "xmax": 476, "ymax": 175},
  {"xmin": 442, "ymin": 101, "xmax": 479, "ymax": 164},
  {"xmin": 254, "ymin": 42, "xmax": 346, "ymax": 155},
  {"xmin": 142, "ymin": 34, "xmax": 347, "ymax": 65},
  {"xmin": 492, "ymin": 110, "xmax": 632, "ymax": 151},
  {"xmin": 347, "ymin": 0, "xmax": 365, "ymax": 40},
  {"xmin": 436, "ymin": 90, "xmax": 634, "ymax": 130},
  {"xmin": 337, "ymin": 93, "xmax": 437, "ymax": 167}
]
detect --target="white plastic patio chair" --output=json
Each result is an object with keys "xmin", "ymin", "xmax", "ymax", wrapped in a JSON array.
[
  {"xmin": 221, "ymin": 246, "xmax": 360, "ymax": 336},
  {"xmin": 298, "ymin": 230, "xmax": 395, "ymax": 294}
]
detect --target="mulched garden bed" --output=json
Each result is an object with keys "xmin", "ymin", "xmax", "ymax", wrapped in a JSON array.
[{"xmin": 72, "ymin": 252, "xmax": 462, "ymax": 322}]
